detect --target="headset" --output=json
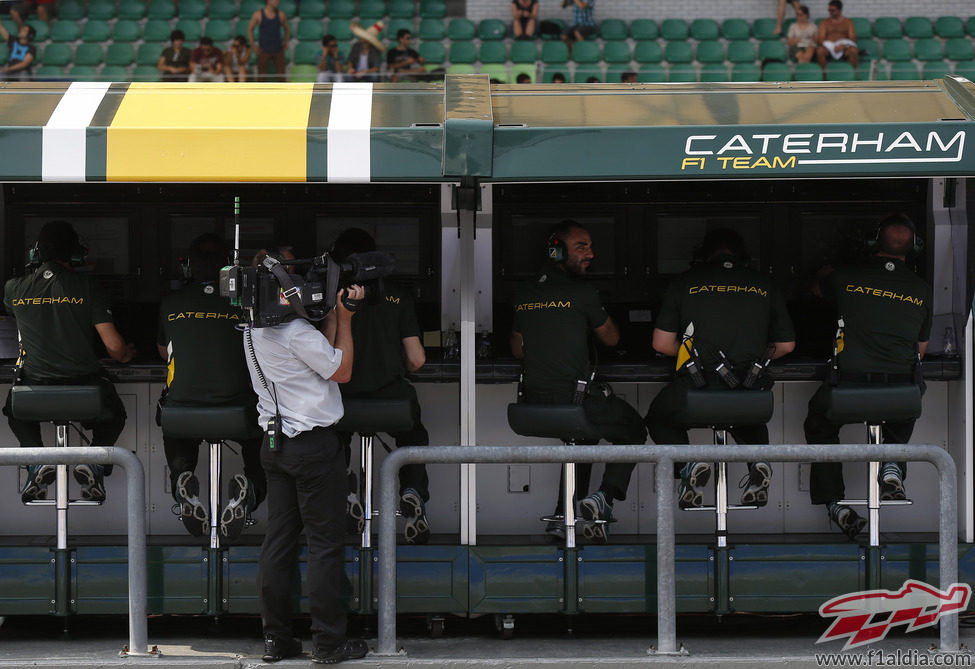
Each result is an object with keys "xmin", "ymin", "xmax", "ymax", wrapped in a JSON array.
[
  {"xmin": 867, "ymin": 214, "xmax": 923, "ymax": 256},
  {"xmin": 546, "ymin": 232, "xmax": 566, "ymax": 263}
]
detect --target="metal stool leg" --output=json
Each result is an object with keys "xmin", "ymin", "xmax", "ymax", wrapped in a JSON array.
[
  {"xmin": 713, "ymin": 428, "xmax": 732, "ymax": 615},
  {"xmin": 55, "ymin": 423, "xmax": 71, "ymax": 616},
  {"xmin": 867, "ymin": 424, "xmax": 882, "ymax": 590},
  {"xmin": 564, "ymin": 462, "xmax": 576, "ymax": 549},
  {"xmin": 209, "ymin": 441, "xmax": 222, "ymax": 550},
  {"xmin": 207, "ymin": 440, "xmax": 224, "ymax": 616},
  {"xmin": 362, "ymin": 435, "xmax": 373, "ymax": 549}
]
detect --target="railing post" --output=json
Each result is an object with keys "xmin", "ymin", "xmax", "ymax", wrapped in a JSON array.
[{"xmin": 655, "ymin": 456, "xmax": 678, "ymax": 654}]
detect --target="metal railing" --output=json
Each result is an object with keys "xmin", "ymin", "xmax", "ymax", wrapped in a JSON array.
[
  {"xmin": 377, "ymin": 443, "xmax": 958, "ymax": 656},
  {"xmin": 2, "ymin": 446, "xmax": 149, "ymax": 656}
]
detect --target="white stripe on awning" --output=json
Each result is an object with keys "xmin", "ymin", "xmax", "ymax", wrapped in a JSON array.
[
  {"xmin": 42, "ymin": 82, "xmax": 111, "ymax": 182},
  {"xmin": 326, "ymin": 82, "xmax": 373, "ymax": 183}
]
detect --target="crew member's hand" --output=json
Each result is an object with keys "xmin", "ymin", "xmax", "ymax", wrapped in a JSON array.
[{"xmin": 121, "ymin": 342, "xmax": 137, "ymax": 364}]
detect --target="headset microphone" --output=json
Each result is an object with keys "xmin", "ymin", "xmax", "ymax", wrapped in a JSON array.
[{"xmin": 546, "ymin": 232, "xmax": 565, "ymax": 263}]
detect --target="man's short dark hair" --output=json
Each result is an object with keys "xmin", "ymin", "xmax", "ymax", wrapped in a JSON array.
[
  {"xmin": 200, "ymin": 36, "xmax": 213, "ymax": 46},
  {"xmin": 699, "ymin": 227, "xmax": 748, "ymax": 263},
  {"xmin": 516, "ymin": 72, "xmax": 532, "ymax": 83},
  {"xmin": 188, "ymin": 233, "xmax": 228, "ymax": 282},
  {"xmin": 549, "ymin": 219, "xmax": 588, "ymax": 244},
  {"xmin": 171, "ymin": 29, "xmax": 185, "ymax": 41},
  {"xmin": 828, "ymin": 0, "xmax": 842, "ymax": 10},
  {"xmin": 877, "ymin": 214, "xmax": 917, "ymax": 257},
  {"xmin": 234, "ymin": 34, "xmax": 248, "ymax": 45},
  {"xmin": 396, "ymin": 28, "xmax": 412, "ymax": 40},
  {"xmin": 37, "ymin": 220, "xmax": 81, "ymax": 264},
  {"xmin": 322, "ymin": 33, "xmax": 336, "ymax": 46},
  {"xmin": 798, "ymin": 4, "xmax": 810, "ymax": 15},
  {"xmin": 331, "ymin": 228, "xmax": 376, "ymax": 262},
  {"xmin": 551, "ymin": 72, "xmax": 566, "ymax": 83}
]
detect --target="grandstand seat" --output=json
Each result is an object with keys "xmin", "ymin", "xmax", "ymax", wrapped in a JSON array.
[
  {"xmin": 82, "ymin": 20, "xmax": 111, "ymax": 43},
  {"xmin": 696, "ymin": 41, "xmax": 724, "ymax": 64},
  {"xmin": 605, "ymin": 64, "xmax": 629, "ymax": 83},
  {"xmin": 50, "ymin": 21, "xmax": 81, "ymax": 43},
  {"xmin": 419, "ymin": 1, "xmax": 447, "ymax": 19},
  {"xmin": 872, "ymin": 17, "xmax": 902, "ymax": 39},
  {"xmin": 386, "ymin": 19, "xmax": 414, "ymax": 38},
  {"xmin": 358, "ymin": 0, "xmax": 385, "ymax": 18},
  {"xmin": 699, "ymin": 63, "xmax": 729, "ymax": 82},
  {"xmin": 73, "ymin": 44, "xmax": 103, "ymax": 67},
  {"xmin": 106, "ymin": 43, "xmax": 136, "ymax": 67},
  {"xmin": 731, "ymin": 63, "xmax": 760, "ymax": 82},
  {"xmin": 449, "ymin": 41, "xmax": 477, "ymax": 64},
  {"xmin": 479, "ymin": 19, "xmax": 506, "ymax": 41},
  {"xmin": 297, "ymin": 20, "xmax": 324, "ymax": 42},
  {"xmin": 328, "ymin": 0, "xmax": 355, "ymax": 18},
  {"xmin": 572, "ymin": 66, "xmax": 601, "ymax": 82},
  {"xmin": 540, "ymin": 18, "xmax": 565, "ymax": 40},
  {"xmin": 69, "ymin": 65, "xmax": 98, "ymax": 81},
  {"xmin": 418, "ymin": 41, "xmax": 445, "ymax": 65},
  {"xmin": 888, "ymin": 61, "xmax": 919, "ymax": 80},
  {"xmin": 541, "ymin": 41, "xmax": 569, "ymax": 65},
  {"xmin": 480, "ymin": 63, "xmax": 508, "ymax": 82},
  {"xmin": 290, "ymin": 63, "xmax": 318, "ymax": 82},
  {"xmin": 634, "ymin": 41, "xmax": 662, "ymax": 64},
  {"xmin": 761, "ymin": 62, "xmax": 791, "ymax": 82},
  {"xmin": 602, "ymin": 41, "xmax": 631, "ymax": 64},
  {"xmin": 137, "ymin": 43, "xmax": 165, "ymax": 66},
  {"xmin": 904, "ymin": 16, "xmax": 933, "ymax": 39},
  {"xmin": 511, "ymin": 63, "xmax": 535, "ymax": 82},
  {"xmin": 726, "ymin": 40, "xmax": 756, "ymax": 64},
  {"xmin": 447, "ymin": 64, "xmax": 475, "ymax": 74},
  {"xmin": 668, "ymin": 63, "xmax": 696, "ymax": 82},
  {"xmin": 293, "ymin": 42, "xmax": 319, "ymax": 64},
  {"xmin": 113, "ymin": 20, "xmax": 142, "ymax": 43},
  {"xmin": 721, "ymin": 18, "xmax": 749, "ymax": 41},
  {"xmin": 238, "ymin": 0, "xmax": 262, "ymax": 17},
  {"xmin": 638, "ymin": 63, "xmax": 665, "ymax": 82},
  {"xmin": 205, "ymin": 20, "xmax": 233, "ymax": 42},
  {"xmin": 691, "ymin": 18, "xmax": 719, "ymax": 41},
  {"xmin": 572, "ymin": 41, "xmax": 600, "ymax": 64},
  {"xmin": 327, "ymin": 19, "xmax": 353, "ymax": 41},
  {"xmin": 955, "ymin": 61, "xmax": 975, "ymax": 80},
  {"xmin": 26, "ymin": 19, "xmax": 48, "ymax": 42},
  {"xmin": 935, "ymin": 16, "xmax": 964, "ymax": 38},
  {"xmin": 883, "ymin": 39, "xmax": 912, "ymax": 62},
  {"xmin": 143, "ymin": 20, "xmax": 173, "ymax": 42},
  {"xmin": 758, "ymin": 41, "xmax": 787, "ymax": 64},
  {"xmin": 389, "ymin": 0, "xmax": 415, "ymax": 19},
  {"xmin": 41, "ymin": 43, "xmax": 72, "ymax": 67},
  {"xmin": 0, "ymin": 40, "xmax": 7, "ymax": 65},
  {"xmin": 36, "ymin": 65, "xmax": 66, "ymax": 79},
  {"xmin": 510, "ymin": 40, "xmax": 538, "ymax": 64},
  {"xmin": 751, "ymin": 18, "xmax": 779, "ymax": 40},
  {"xmin": 87, "ymin": 0, "xmax": 115, "ymax": 20},
  {"xmin": 599, "ymin": 19, "xmax": 627, "ymax": 41},
  {"xmin": 825, "ymin": 61, "xmax": 855, "ymax": 81},
  {"xmin": 478, "ymin": 41, "xmax": 506, "ymax": 64},
  {"xmin": 793, "ymin": 62, "xmax": 822, "ymax": 81},
  {"xmin": 58, "ymin": 1, "xmax": 85, "ymax": 21},
  {"xmin": 857, "ymin": 62, "xmax": 876, "ymax": 80},
  {"xmin": 148, "ymin": 0, "xmax": 176, "ymax": 20},
  {"xmin": 629, "ymin": 19, "xmax": 658, "ymax": 40},
  {"xmin": 850, "ymin": 17, "xmax": 872, "ymax": 38},
  {"xmin": 946, "ymin": 39, "xmax": 974, "ymax": 62},
  {"xmin": 208, "ymin": 0, "xmax": 236, "ymax": 19},
  {"xmin": 298, "ymin": 0, "xmax": 325, "ymax": 18},
  {"xmin": 118, "ymin": 0, "xmax": 146, "ymax": 19},
  {"xmin": 174, "ymin": 20, "xmax": 203, "ymax": 43},
  {"xmin": 418, "ymin": 18, "xmax": 445, "ymax": 40},
  {"xmin": 660, "ymin": 19, "xmax": 689, "ymax": 41},
  {"xmin": 134, "ymin": 65, "xmax": 161, "ymax": 82},
  {"xmin": 914, "ymin": 39, "xmax": 944, "ymax": 62},
  {"xmin": 181, "ymin": 0, "xmax": 207, "ymax": 19},
  {"xmin": 447, "ymin": 18, "xmax": 476, "ymax": 41},
  {"xmin": 922, "ymin": 61, "xmax": 952, "ymax": 79},
  {"xmin": 858, "ymin": 38, "xmax": 880, "ymax": 61},
  {"xmin": 100, "ymin": 65, "xmax": 129, "ymax": 81},
  {"xmin": 664, "ymin": 41, "xmax": 692, "ymax": 64}
]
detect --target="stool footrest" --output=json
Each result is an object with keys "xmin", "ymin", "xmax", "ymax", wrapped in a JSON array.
[
  {"xmin": 24, "ymin": 499, "xmax": 103, "ymax": 507},
  {"xmin": 683, "ymin": 504, "xmax": 759, "ymax": 512},
  {"xmin": 540, "ymin": 514, "xmax": 564, "ymax": 523},
  {"xmin": 840, "ymin": 498, "xmax": 914, "ymax": 507}
]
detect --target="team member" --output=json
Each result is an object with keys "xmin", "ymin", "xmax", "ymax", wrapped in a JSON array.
[
  {"xmin": 245, "ymin": 265, "xmax": 367, "ymax": 664},
  {"xmin": 510, "ymin": 220, "xmax": 646, "ymax": 544},
  {"xmin": 156, "ymin": 233, "xmax": 266, "ymax": 541},
  {"xmin": 646, "ymin": 229, "xmax": 795, "ymax": 509},
  {"xmin": 3, "ymin": 220, "xmax": 134, "ymax": 503},
  {"xmin": 330, "ymin": 228, "xmax": 431, "ymax": 545},
  {"xmin": 804, "ymin": 214, "xmax": 931, "ymax": 539}
]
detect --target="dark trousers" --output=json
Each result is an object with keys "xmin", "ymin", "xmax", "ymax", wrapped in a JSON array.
[
  {"xmin": 259, "ymin": 426, "xmax": 347, "ymax": 648},
  {"xmin": 257, "ymin": 49, "xmax": 286, "ymax": 81},
  {"xmin": 164, "ymin": 435, "xmax": 267, "ymax": 507},
  {"xmin": 3, "ymin": 376, "xmax": 126, "ymax": 476},
  {"xmin": 804, "ymin": 383, "xmax": 918, "ymax": 505},
  {"xmin": 338, "ymin": 378, "xmax": 430, "ymax": 501}
]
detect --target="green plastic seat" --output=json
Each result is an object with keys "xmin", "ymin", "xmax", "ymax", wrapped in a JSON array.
[
  {"xmin": 204, "ymin": 19, "xmax": 233, "ymax": 42},
  {"xmin": 664, "ymin": 41, "xmax": 692, "ymax": 63},
  {"xmin": 447, "ymin": 18, "xmax": 475, "ymax": 40},
  {"xmin": 751, "ymin": 18, "xmax": 779, "ymax": 40},
  {"xmin": 888, "ymin": 61, "xmax": 919, "ymax": 80},
  {"xmin": 721, "ymin": 18, "xmax": 750, "ymax": 40},
  {"xmin": 87, "ymin": 0, "xmax": 116, "ymax": 20},
  {"xmin": 290, "ymin": 63, "xmax": 318, "ymax": 81},
  {"xmin": 328, "ymin": 0, "xmax": 354, "ymax": 18},
  {"xmin": 296, "ymin": 19, "xmax": 323, "ymax": 41},
  {"xmin": 699, "ymin": 63, "xmax": 729, "ymax": 82},
  {"xmin": 142, "ymin": 20, "xmax": 173, "ymax": 42},
  {"xmin": 386, "ymin": 18, "xmax": 414, "ymax": 38},
  {"xmin": 793, "ymin": 62, "xmax": 823, "ymax": 81},
  {"xmin": 69, "ymin": 65, "xmax": 98, "ymax": 81},
  {"xmin": 602, "ymin": 41, "xmax": 630, "ymax": 64},
  {"xmin": 857, "ymin": 38, "xmax": 880, "ymax": 61},
  {"xmin": 696, "ymin": 40, "xmax": 724, "ymax": 64},
  {"xmin": 599, "ymin": 18, "xmax": 627, "ymax": 41},
  {"xmin": 42, "ymin": 43, "xmax": 72, "ymax": 67},
  {"xmin": 50, "ymin": 21, "xmax": 81, "ymax": 42},
  {"xmin": 571, "ymin": 65, "xmax": 601, "ymax": 83},
  {"xmin": 298, "ymin": 0, "xmax": 325, "ymax": 18},
  {"xmin": 850, "ymin": 17, "xmax": 871, "ymax": 38},
  {"xmin": 572, "ymin": 40, "xmax": 600, "ymax": 64},
  {"xmin": 358, "ymin": 0, "xmax": 384, "ymax": 18},
  {"xmin": 638, "ymin": 63, "xmax": 665, "ymax": 82},
  {"xmin": 327, "ymin": 18, "xmax": 353, "ymax": 41},
  {"xmin": 58, "ymin": 1, "xmax": 86, "ymax": 21},
  {"xmin": 99, "ymin": 65, "xmax": 130, "ymax": 81},
  {"xmin": 946, "ymin": 39, "xmax": 975, "ymax": 62},
  {"xmin": 181, "ymin": 0, "xmax": 207, "ymax": 19},
  {"xmin": 883, "ymin": 39, "xmax": 912, "ymax": 62},
  {"xmin": 417, "ymin": 18, "xmax": 444, "ymax": 40},
  {"xmin": 113, "ymin": 20, "xmax": 141, "ymax": 42},
  {"xmin": 510, "ymin": 40, "xmax": 537, "ymax": 63},
  {"xmin": 540, "ymin": 17, "xmax": 564, "ymax": 40},
  {"xmin": 922, "ymin": 61, "xmax": 952, "ymax": 79},
  {"xmin": 690, "ymin": 18, "xmax": 719, "ymax": 41},
  {"xmin": 480, "ymin": 63, "xmax": 507, "ymax": 82},
  {"xmin": 510, "ymin": 63, "xmax": 535, "ymax": 82},
  {"xmin": 419, "ymin": 0, "xmax": 446, "ymax": 19},
  {"xmin": 604, "ymin": 64, "xmax": 629, "ymax": 82},
  {"xmin": 726, "ymin": 40, "xmax": 755, "ymax": 64},
  {"xmin": 541, "ymin": 41, "xmax": 568, "ymax": 64},
  {"xmin": 106, "ymin": 43, "xmax": 136, "ymax": 66},
  {"xmin": 914, "ymin": 39, "xmax": 944, "ymax": 62},
  {"xmin": 148, "ymin": 0, "xmax": 176, "ymax": 20},
  {"xmin": 208, "ymin": 0, "xmax": 236, "ymax": 19},
  {"xmin": 955, "ymin": 60, "xmax": 975, "ymax": 80},
  {"xmin": 418, "ymin": 41, "xmax": 445, "ymax": 64},
  {"xmin": 857, "ymin": 61, "xmax": 876, "ymax": 80},
  {"xmin": 479, "ymin": 18, "xmax": 506, "ymax": 41},
  {"xmin": 479, "ymin": 41, "xmax": 506, "ymax": 64},
  {"xmin": 825, "ymin": 61, "xmax": 855, "ymax": 81},
  {"xmin": 74, "ymin": 43, "xmax": 104, "ymax": 66},
  {"xmin": 872, "ymin": 17, "xmax": 902, "ymax": 39},
  {"xmin": 935, "ymin": 16, "xmax": 964, "ymax": 38},
  {"xmin": 133, "ymin": 65, "xmax": 161, "ymax": 81},
  {"xmin": 82, "ymin": 20, "xmax": 112, "ymax": 43},
  {"xmin": 904, "ymin": 16, "xmax": 933, "ymax": 39},
  {"xmin": 629, "ymin": 18, "xmax": 658, "ymax": 40},
  {"xmin": 26, "ymin": 19, "xmax": 48, "ymax": 41},
  {"xmin": 758, "ymin": 40, "xmax": 787, "ymax": 63},
  {"xmin": 37, "ymin": 65, "xmax": 67, "ymax": 79},
  {"xmin": 240, "ymin": 0, "xmax": 263, "ymax": 17},
  {"xmin": 660, "ymin": 18, "xmax": 688, "ymax": 41},
  {"xmin": 118, "ymin": 0, "xmax": 146, "ymax": 19},
  {"xmin": 967, "ymin": 17, "xmax": 975, "ymax": 36},
  {"xmin": 136, "ymin": 43, "xmax": 164, "ymax": 66},
  {"xmin": 448, "ymin": 40, "xmax": 476, "ymax": 64},
  {"xmin": 293, "ymin": 41, "xmax": 319, "ymax": 64},
  {"xmin": 446, "ymin": 63, "xmax": 475, "ymax": 74},
  {"xmin": 633, "ymin": 41, "xmax": 662, "ymax": 64},
  {"xmin": 389, "ymin": 0, "xmax": 415, "ymax": 18},
  {"xmin": 174, "ymin": 19, "xmax": 203, "ymax": 42},
  {"xmin": 761, "ymin": 61, "xmax": 791, "ymax": 82},
  {"xmin": 668, "ymin": 63, "xmax": 696, "ymax": 82}
]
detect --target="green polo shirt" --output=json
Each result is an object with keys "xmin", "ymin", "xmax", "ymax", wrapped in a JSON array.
[
  {"xmin": 656, "ymin": 259, "xmax": 795, "ymax": 371},
  {"xmin": 3, "ymin": 262, "xmax": 113, "ymax": 381},
  {"xmin": 825, "ymin": 257, "xmax": 932, "ymax": 375},
  {"xmin": 512, "ymin": 268, "xmax": 608, "ymax": 399},
  {"xmin": 157, "ymin": 282, "xmax": 253, "ymax": 404},
  {"xmin": 342, "ymin": 281, "xmax": 422, "ymax": 395}
]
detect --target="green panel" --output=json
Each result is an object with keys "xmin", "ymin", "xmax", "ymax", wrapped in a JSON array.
[
  {"xmin": 0, "ymin": 547, "xmax": 55, "ymax": 615},
  {"xmin": 145, "ymin": 546, "xmax": 208, "ymax": 614},
  {"xmin": 729, "ymin": 544, "xmax": 863, "ymax": 612},
  {"xmin": 443, "ymin": 74, "xmax": 492, "ymax": 177},
  {"xmin": 469, "ymin": 546, "xmax": 564, "ymax": 614},
  {"xmin": 0, "ymin": 129, "xmax": 42, "ymax": 180},
  {"xmin": 372, "ymin": 545, "xmax": 468, "ymax": 613}
]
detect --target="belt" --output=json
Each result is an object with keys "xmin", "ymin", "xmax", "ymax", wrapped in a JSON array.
[{"xmin": 841, "ymin": 372, "xmax": 913, "ymax": 384}]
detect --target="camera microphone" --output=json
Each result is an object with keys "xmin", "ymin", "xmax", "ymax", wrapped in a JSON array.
[{"xmin": 345, "ymin": 251, "xmax": 395, "ymax": 282}]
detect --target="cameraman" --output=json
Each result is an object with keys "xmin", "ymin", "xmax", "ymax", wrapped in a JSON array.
[{"xmin": 246, "ymin": 267, "xmax": 368, "ymax": 664}]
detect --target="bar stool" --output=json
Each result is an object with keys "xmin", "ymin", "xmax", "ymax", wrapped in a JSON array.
[{"xmin": 10, "ymin": 384, "xmax": 107, "ymax": 616}]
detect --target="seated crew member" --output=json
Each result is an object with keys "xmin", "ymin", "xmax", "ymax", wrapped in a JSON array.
[
  {"xmin": 804, "ymin": 214, "xmax": 931, "ymax": 540},
  {"xmin": 645, "ymin": 228, "xmax": 796, "ymax": 509},
  {"xmin": 156, "ymin": 233, "xmax": 267, "ymax": 541},
  {"xmin": 330, "ymin": 228, "xmax": 431, "ymax": 544},
  {"xmin": 3, "ymin": 220, "xmax": 134, "ymax": 503},
  {"xmin": 510, "ymin": 220, "xmax": 646, "ymax": 544}
]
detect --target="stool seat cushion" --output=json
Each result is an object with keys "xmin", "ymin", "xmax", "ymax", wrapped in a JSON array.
[
  {"xmin": 507, "ymin": 402, "xmax": 631, "ymax": 442},
  {"xmin": 337, "ymin": 399, "xmax": 415, "ymax": 435},
  {"xmin": 10, "ymin": 385, "xmax": 105, "ymax": 422},
  {"xmin": 824, "ymin": 384, "xmax": 922, "ymax": 424},
  {"xmin": 161, "ymin": 405, "xmax": 260, "ymax": 441},
  {"xmin": 672, "ymin": 389, "xmax": 774, "ymax": 428}
]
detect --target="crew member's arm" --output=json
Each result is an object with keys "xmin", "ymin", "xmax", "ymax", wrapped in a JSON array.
[
  {"xmin": 770, "ymin": 340, "xmax": 796, "ymax": 359},
  {"xmin": 593, "ymin": 315, "xmax": 619, "ymax": 347},
  {"xmin": 652, "ymin": 328, "xmax": 680, "ymax": 357},
  {"xmin": 95, "ymin": 322, "xmax": 136, "ymax": 363},
  {"xmin": 327, "ymin": 286, "xmax": 363, "ymax": 382},
  {"xmin": 918, "ymin": 341, "xmax": 928, "ymax": 359},
  {"xmin": 402, "ymin": 336, "xmax": 425, "ymax": 372},
  {"xmin": 510, "ymin": 330, "xmax": 524, "ymax": 359},
  {"xmin": 157, "ymin": 344, "xmax": 167, "ymax": 360}
]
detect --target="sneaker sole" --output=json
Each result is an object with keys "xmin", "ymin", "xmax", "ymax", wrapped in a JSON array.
[
  {"xmin": 687, "ymin": 463, "xmax": 711, "ymax": 489},
  {"xmin": 347, "ymin": 494, "xmax": 365, "ymax": 535},
  {"xmin": 582, "ymin": 521, "xmax": 608, "ymax": 544},
  {"xmin": 176, "ymin": 473, "xmax": 207, "ymax": 538},
  {"xmin": 400, "ymin": 492, "xmax": 429, "ymax": 544},
  {"xmin": 22, "ymin": 465, "xmax": 57, "ymax": 504},
  {"xmin": 678, "ymin": 484, "xmax": 704, "ymax": 509},
  {"xmin": 740, "ymin": 464, "xmax": 772, "ymax": 507},
  {"xmin": 220, "ymin": 475, "xmax": 249, "ymax": 542},
  {"xmin": 579, "ymin": 497, "xmax": 602, "ymax": 522},
  {"xmin": 73, "ymin": 465, "xmax": 106, "ymax": 503}
]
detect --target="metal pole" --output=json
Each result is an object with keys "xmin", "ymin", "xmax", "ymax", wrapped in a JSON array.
[
  {"xmin": 564, "ymin": 462, "xmax": 576, "ymax": 549},
  {"xmin": 362, "ymin": 435, "xmax": 373, "ymax": 550},
  {"xmin": 655, "ymin": 457, "xmax": 677, "ymax": 654},
  {"xmin": 209, "ymin": 441, "xmax": 221, "ymax": 551},
  {"xmin": 868, "ymin": 426, "xmax": 881, "ymax": 549}
]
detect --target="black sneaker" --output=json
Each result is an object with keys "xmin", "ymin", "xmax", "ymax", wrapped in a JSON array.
[
  {"xmin": 400, "ymin": 488, "xmax": 430, "ymax": 545},
  {"xmin": 21, "ymin": 464, "xmax": 56, "ymax": 504},
  {"xmin": 580, "ymin": 491, "xmax": 613, "ymax": 544},
  {"xmin": 173, "ymin": 471, "xmax": 207, "ymax": 538},
  {"xmin": 544, "ymin": 519, "xmax": 566, "ymax": 542},
  {"xmin": 311, "ymin": 639, "xmax": 368, "ymax": 664},
  {"xmin": 221, "ymin": 474, "xmax": 254, "ymax": 542},
  {"xmin": 677, "ymin": 462, "xmax": 711, "ymax": 509},
  {"xmin": 262, "ymin": 635, "xmax": 302, "ymax": 662},
  {"xmin": 739, "ymin": 462, "xmax": 772, "ymax": 507},
  {"xmin": 73, "ymin": 464, "xmax": 106, "ymax": 503},
  {"xmin": 829, "ymin": 502, "xmax": 867, "ymax": 541},
  {"xmin": 879, "ymin": 462, "xmax": 906, "ymax": 501}
]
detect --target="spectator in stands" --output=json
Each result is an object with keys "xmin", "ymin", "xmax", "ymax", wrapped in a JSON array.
[
  {"xmin": 815, "ymin": 0, "xmax": 857, "ymax": 71},
  {"xmin": 561, "ymin": 0, "xmax": 596, "ymax": 54},
  {"xmin": 346, "ymin": 32, "xmax": 383, "ymax": 83},
  {"xmin": 316, "ymin": 34, "xmax": 345, "ymax": 83},
  {"xmin": 787, "ymin": 5, "xmax": 818, "ymax": 63},
  {"xmin": 224, "ymin": 35, "xmax": 251, "ymax": 83},
  {"xmin": 10, "ymin": 0, "xmax": 53, "ymax": 29},
  {"xmin": 621, "ymin": 71, "xmax": 637, "ymax": 83},
  {"xmin": 386, "ymin": 29, "xmax": 425, "ymax": 82},
  {"xmin": 511, "ymin": 0, "xmax": 538, "ymax": 40},
  {"xmin": 551, "ymin": 72, "xmax": 566, "ymax": 83},
  {"xmin": 248, "ymin": 0, "xmax": 289, "ymax": 82},
  {"xmin": 775, "ymin": 0, "xmax": 801, "ymax": 36},
  {"xmin": 158, "ymin": 30, "xmax": 192, "ymax": 82},
  {"xmin": 0, "ymin": 22, "xmax": 35, "ymax": 81},
  {"xmin": 189, "ymin": 37, "xmax": 225, "ymax": 82},
  {"xmin": 585, "ymin": 76, "xmax": 600, "ymax": 82},
  {"xmin": 516, "ymin": 72, "xmax": 532, "ymax": 83}
]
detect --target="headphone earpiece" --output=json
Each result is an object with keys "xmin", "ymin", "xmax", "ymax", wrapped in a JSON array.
[
  {"xmin": 26, "ymin": 243, "xmax": 41, "ymax": 270},
  {"xmin": 546, "ymin": 233, "xmax": 565, "ymax": 263},
  {"xmin": 869, "ymin": 216, "xmax": 922, "ymax": 255},
  {"xmin": 178, "ymin": 256, "xmax": 192, "ymax": 280},
  {"xmin": 69, "ymin": 243, "xmax": 88, "ymax": 268}
]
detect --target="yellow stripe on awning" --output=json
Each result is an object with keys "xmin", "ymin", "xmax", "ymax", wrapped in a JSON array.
[{"xmin": 106, "ymin": 83, "xmax": 315, "ymax": 182}]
